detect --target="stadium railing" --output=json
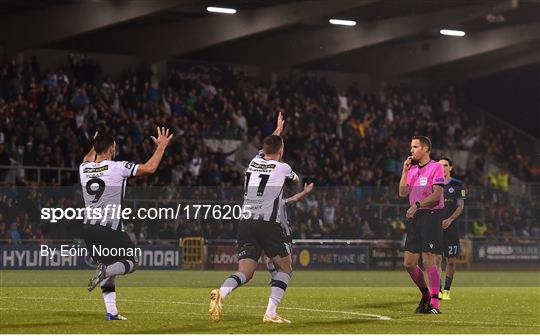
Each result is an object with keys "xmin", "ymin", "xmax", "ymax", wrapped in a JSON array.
[
  {"xmin": 1, "ymin": 165, "xmax": 537, "ymax": 240},
  {"xmin": 526, "ymin": 182, "xmax": 540, "ymax": 201},
  {"xmin": 0, "ymin": 165, "xmax": 78, "ymax": 185}
]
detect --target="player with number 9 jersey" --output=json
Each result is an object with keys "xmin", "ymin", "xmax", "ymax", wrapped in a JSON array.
[
  {"xmin": 79, "ymin": 160, "xmax": 138, "ymax": 231},
  {"xmin": 79, "ymin": 127, "xmax": 172, "ymax": 321}
]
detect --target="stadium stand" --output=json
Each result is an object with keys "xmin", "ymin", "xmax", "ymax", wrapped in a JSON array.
[{"xmin": 0, "ymin": 55, "xmax": 538, "ymax": 243}]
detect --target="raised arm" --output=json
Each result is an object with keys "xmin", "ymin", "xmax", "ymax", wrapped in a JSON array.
[
  {"xmin": 272, "ymin": 111, "xmax": 284, "ymax": 136},
  {"xmin": 82, "ymin": 132, "xmax": 98, "ymax": 163},
  {"xmin": 135, "ymin": 127, "xmax": 173, "ymax": 176}
]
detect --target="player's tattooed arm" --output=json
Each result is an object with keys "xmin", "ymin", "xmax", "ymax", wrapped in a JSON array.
[
  {"xmin": 286, "ymin": 182, "xmax": 314, "ymax": 203},
  {"xmin": 398, "ymin": 156, "xmax": 412, "ymax": 197},
  {"xmin": 442, "ymin": 198, "xmax": 464, "ymax": 229},
  {"xmin": 272, "ymin": 111, "xmax": 284, "ymax": 136},
  {"xmin": 136, "ymin": 127, "xmax": 173, "ymax": 176},
  {"xmin": 82, "ymin": 131, "xmax": 98, "ymax": 163}
]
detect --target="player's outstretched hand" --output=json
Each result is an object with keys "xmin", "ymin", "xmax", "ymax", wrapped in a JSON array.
[
  {"xmin": 151, "ymin": 127, "xmax": 173, "ymax": 149},
  {"xmin": 277, "ymin": 111, "xmax": 284, "ymax": 129},
  {"xmin": 273, "ymin": 111, "xmax": 284, "ymax": 135},
  {"xmin": 303, "ymin": 182, "xmax": 314, "ymax": 194}
]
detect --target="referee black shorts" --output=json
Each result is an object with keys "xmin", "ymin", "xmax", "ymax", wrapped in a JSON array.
[
  {"xmin": 237, "ymin": 219, "xmax": 291, "ymax": 261},
  {"xmin": 404, "ymin": 209, "xmax": 444, "ymax": 254},
  {"xmin": 83, "ymin": 224, "xmax": 137, "ymax": 266}
]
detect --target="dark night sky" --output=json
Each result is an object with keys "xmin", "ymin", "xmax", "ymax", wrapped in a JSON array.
[{"xmin": 459, "ymin": 63, "xmax": 540, "ymax": 138}]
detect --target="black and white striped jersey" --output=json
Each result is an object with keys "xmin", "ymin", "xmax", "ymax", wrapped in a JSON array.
[
  {"xmin": 79, "ymin": 160, "xmax": 138, "ymax": 231},
  {"xmin": 243, "ymin": 154, "xmax": 297, "ymax": 223}
]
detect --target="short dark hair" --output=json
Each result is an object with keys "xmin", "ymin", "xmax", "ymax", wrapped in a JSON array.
[
  {"xmin": 412, "ymin": 135, "xmax": 431, "ymax": 152},
  {"xmin": 262, "ymin": 135, "xmax": 283, "ymax": 155},
  {"xmin": 93, "ymin": 134, "xmax": 115, "ymax": 155},
  {"xmin": 440, "ymin": 156, "xmax": 453, "ymax": 167}
]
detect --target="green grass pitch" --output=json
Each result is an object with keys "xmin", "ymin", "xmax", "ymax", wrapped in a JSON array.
[{"xmin": 1, "ymin": 270, "xmax": 539, "ymax": 334}]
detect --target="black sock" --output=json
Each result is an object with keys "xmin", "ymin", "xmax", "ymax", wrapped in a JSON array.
[
  {"xmin": 420, "ymin": 287, "xmax": 430, "ymax": 300},
  {"xmin": 444, "ymin": 276, "xmax": 453, "ymax": 290}
]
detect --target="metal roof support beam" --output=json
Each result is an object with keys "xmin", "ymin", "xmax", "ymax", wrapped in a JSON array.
[{"xmin": 0, "ymin": 0, "xmax": 193, "ymax": 52}]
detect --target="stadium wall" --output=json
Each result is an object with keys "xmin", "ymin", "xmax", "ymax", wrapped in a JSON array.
[
  {"xmin": 0, "ymin": 245, "xmax": 182, "ymax": 269},
  {"xmin": 2, "ymin": 240, "xmax": 539, "ymax": 270}
]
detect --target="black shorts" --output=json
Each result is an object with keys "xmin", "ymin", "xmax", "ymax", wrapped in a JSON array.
[
  {"xmin": 404, "ymin": 209, "xmax": 444, "ymax": 254},
  {"xmin": 237, "ymin": 219, "xmax": 291, "ymax": 261},
  {"xmin": 443, "ymin": 228, "xmax": 461, "ymax": 258},
  {"xmin": 83, "ymin": 225, "xmax": 137, "ymax": 265}
]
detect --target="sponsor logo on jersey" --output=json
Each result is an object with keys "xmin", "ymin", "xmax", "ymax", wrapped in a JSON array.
[
  {"xmin": 250, "ymin": 162, "xmax": 276, "ymax": 170},
  {"xmin": 83, "ymin": 165, "xmax": 109, "ymax": 173},
  {"xmin": 419, "ymin": 177, "xmax": 428, "ymax": 186}
]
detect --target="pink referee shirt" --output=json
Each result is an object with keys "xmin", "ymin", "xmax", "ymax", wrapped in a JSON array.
[{"xmin": 406, "ymin": 160, "xmax": 445, "ymax": 210}]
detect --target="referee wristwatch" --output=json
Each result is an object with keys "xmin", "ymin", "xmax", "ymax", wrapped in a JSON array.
[{"xmin": 415, "ymin": 201, "xmax": 421, "ymax": 208}]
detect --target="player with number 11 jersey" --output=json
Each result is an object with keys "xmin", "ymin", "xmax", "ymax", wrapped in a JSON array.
[{"xmin": 210, "ymin": 112, "xmax": 298, "ymax": 324}]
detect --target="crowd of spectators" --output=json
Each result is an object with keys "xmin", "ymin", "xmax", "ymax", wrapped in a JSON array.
[{"xmin": 0, "ymin": 55, "xmax": 538, "ymax": 243}]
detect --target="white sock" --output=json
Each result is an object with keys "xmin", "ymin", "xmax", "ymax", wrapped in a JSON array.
[
  {"xmin": 106, "ymin": 260, "xmax": 134, "ymax": 277},
  {"xmin": 103, "ymin": 291, "xmax": 118, "ymax": 315},
  {"xmin": 265, "ymin": 272, "xmax": 290, "ymax": 317},
  {"xmin": 219, "ymin": 272, "xmax": 247, "ymax": 299},
  {"xmin": 100, "ymin": 276, "xmax": 118, "ymax": 316}
]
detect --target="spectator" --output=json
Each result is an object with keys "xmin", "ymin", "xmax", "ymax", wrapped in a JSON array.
[
  {"xmin": 0, "ymin": 55, "xmax": 537, "ymax": 241},
  {"xmin": 125, "ymin": 223, "xmax": 137, "ymax": 245},
  {"xmin": 473, "ymin": 220, "xmax": 488, "ymax": 237}
]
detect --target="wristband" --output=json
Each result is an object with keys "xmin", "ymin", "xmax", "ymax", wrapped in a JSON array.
[{"xmin": 415, "ymin": 201, "xmax": 421, "ymax": 208}]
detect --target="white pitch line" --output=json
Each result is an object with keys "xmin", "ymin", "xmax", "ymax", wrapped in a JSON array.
[
  {"xmin": 2, "ymin": 307, "xmax": 535, "ymax": 331},
  {"xmin": 2, "ymin": 296, "xmax": 539, "ymax": 328},
  {"xmin": 0, "ymin": 307, "xmax": 193, "ymax": 315},
  {"xmin": 0, "ymin": 296, "xmax": 391, "ymax": 321},
  {"xmin": 242, "ymin": 304, "xmax": 392, "ymax": 320}
]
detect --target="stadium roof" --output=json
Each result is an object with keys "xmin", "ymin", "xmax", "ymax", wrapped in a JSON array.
[{"xmin": 1, "ymin": 0, "xmax": 539, "ymax": 82}]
